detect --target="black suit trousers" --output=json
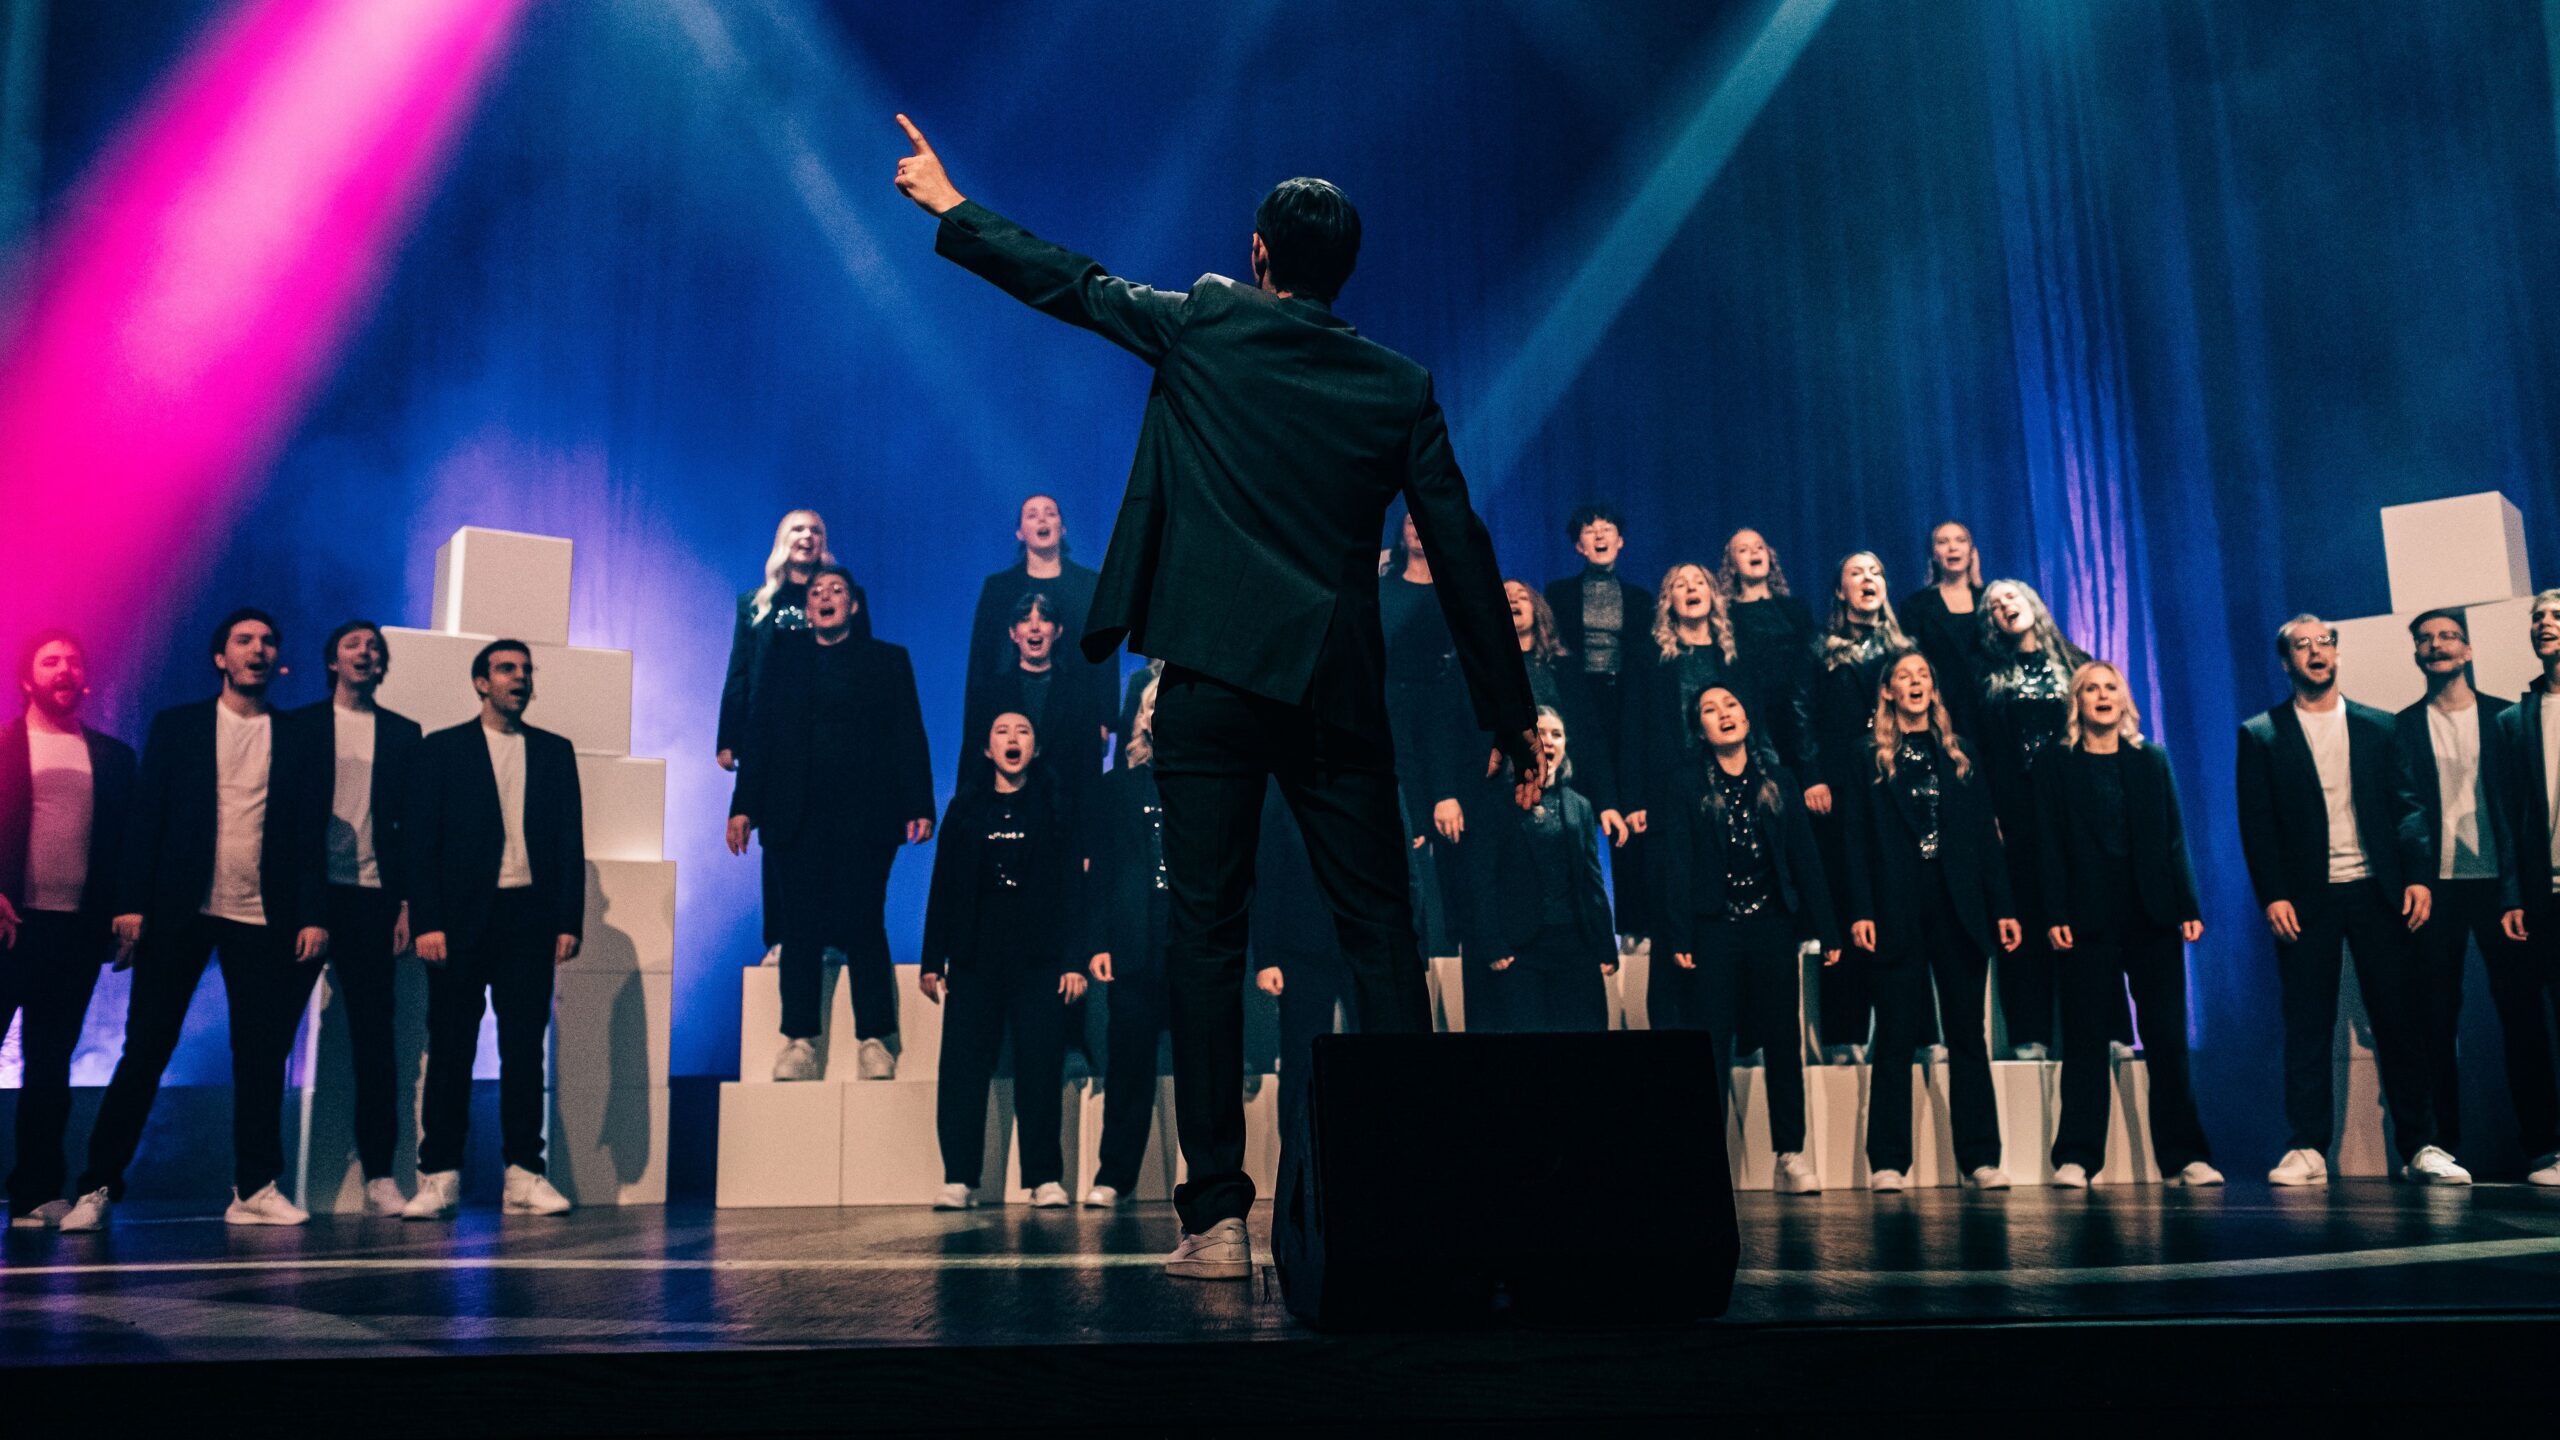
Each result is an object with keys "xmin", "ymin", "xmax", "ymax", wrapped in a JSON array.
[
  {"xmin": 2412, "ymin": 877, "xmax": 2548, "ymax": 1155},
  {"xmin": 2278, "ymin": 880, "xmax": 2435, "ymax": 1159},
  {"xmin": 2, "ymin": 911, "xmax": 108, "ymax": 1213},
  {"xmin": 768, "ymin": 837, "xmax": 901, "ymax": 1043},
  {"xmin": 1093, "ymin": 936, "xmax": 1170, "ymax": 1195},
  {"xmin": 80, "ymin": 915, "xmax": 308, "ymax": 1199},
  {"xmin": 1149, "ymin": 666, "xmax": 1430, "ymax": 1232},
  {"xmin": 418, "ymin": 887, "xmax": 556, "ymax": 1175},
  {"xmin": 1866, "ymin": 867, "xmax": 2003, "ymax": 1175},
  {"xmin": 323, "ymin": 884, "xmax": 404, "ymax": 1180},
  {"xmin": 933, "ymin": 957, "xmax": 1069, "ymax": 1190},
  {"xmin": 2053, "ymin": 908, "xmax": 2211, "ymax": 1173},
  {"xmin": 1658, "ymin": 908, "xmax": 1809, "ymax": 1154}
]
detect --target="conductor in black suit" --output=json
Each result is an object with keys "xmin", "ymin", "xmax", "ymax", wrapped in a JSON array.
[
  {"xmin": 401, "ymin": 640, "xmax": 585, "ymax": 1220},
  {"xmin": 897, "ymin": 116, "xmax": 1539, "ymax": 1279}
]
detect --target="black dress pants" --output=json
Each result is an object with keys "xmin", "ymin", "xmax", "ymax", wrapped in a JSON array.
[
  {"xmin": 1866, "ymin": 867, "xmax": 2001, "ymax": 1175},
  {"xmin": 1658, "ymin": 908, "xmax": 1809, "ymax": 1154},
  {"xmin": 1483, "ymin": 923, "xmax": 1609, "ymax": 1033},
  {"xmin": 933, "ymin": 958, "xmax": 1069, "ymax": 1189},
  {"xmin": 79, "ymin": 914, "xmax": 307, "ymax": 1199},
  {"xmin": 1093, "ymin": 926, "xmax": 1170, "ymax": 1195},
  {"xmin": 1810, "ymin": 806, "xmax": 1872, "ymax": 1051},
  {"xmin": 1150, "ymin": 666, "xmax": 1430, "ymax": 1232},
  {"xmin": 322, "ymin": 884, "xmax": 404, "ymax": 1180},
  {"xmin": 2277, "ymin": 880, "xmax": 2435, "ymax": 1159},
  {"xmin": 1996, "ymin": 841, "xmax": 2059, "ymax": 1051},
  {"xmin": 769, "ymin": 836, "xmax": 900, "ymax": 1043},
  {"xmin": 2412, "ymin": 877, "xmax": 2538, "ymax": 1155},
  {"xmin": 2489, "ymin": 901, "xmax": 2560, "ymax": 1161},
  {"xmin": 418, "ymin": 888, "xmax": 556, "ymax": 1175},
  {"xmin": 2052, "ymin": 902, "xmax": 2211, "ymax": 1174},
  {"xmin": 2, "ymin": 911, "xmax": 108, "ymax": 1214}
]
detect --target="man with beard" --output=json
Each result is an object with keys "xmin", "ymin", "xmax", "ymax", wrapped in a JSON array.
[
  {"xmin": 0, "ymin": 632, "xmax": 136, "ymax": 1227},
  {"xmin": 2238, "ymin": 614, "xmax": 2462, "ymax": 1186}
]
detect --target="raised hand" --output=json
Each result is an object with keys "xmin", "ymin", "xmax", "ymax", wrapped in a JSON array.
[{"xmin": 893, "ymin": 114, "xmax": 965, "ymax": 216}]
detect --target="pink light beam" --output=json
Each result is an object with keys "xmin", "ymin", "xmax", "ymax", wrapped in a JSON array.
[{"xmin": 0, "ymin": 0, "xmax": 525, "ymax": 642}]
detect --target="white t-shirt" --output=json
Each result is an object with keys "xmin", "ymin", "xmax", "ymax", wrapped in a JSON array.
[
  {"xmin": 204, "ymin": 704, "xmax": 271, "ymax": 925},
  {"xmin": 24, "ymin": 726, "xmax": 94, "ymax": 913},
  {"xmin": 484, "ymin": 726, "xmax": 534, "ymax": 890},
  {"xmin": 2296, "ymin": 700, "xmax": 2368, "ymax": 884},
  {"xmin": 2425, "ymin": 702, "xmax": 2496, "ymax": 880},
  {"xmin": 2543, "ymin": 691, "xmax": 2560, "ymax": 893},
  {"xmin": 327, "ymin": 706, "xmax": 380, "ymax": 889}
]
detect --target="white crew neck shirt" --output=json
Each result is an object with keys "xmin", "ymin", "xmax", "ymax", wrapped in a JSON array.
[
  {"xmin": 484, "ymin": 726, "xmax": 533, "ymax": 890},
  {"xmin": 2295, "ymin": 700, "xmax": 2368, "ymax": 884},
  {"xmin": 25, "ymin": 726, "xmax": 94, "ymax": 913},
  {"xmin": 328, "ymin": 707, "xmax": 381, "ymax": 889},
  {"xmin": 2426, "ymin": 702, "xmax": 2497, "ymax": 880},
  {"xmin": 205, "ymin": 704, "xmax": 271, "ymax": 925}
]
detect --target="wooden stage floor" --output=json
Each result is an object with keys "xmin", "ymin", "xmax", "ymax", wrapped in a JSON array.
[{"xmin": 6, "ymin": 1182, "xmax": 2559, "ymax": 1430}]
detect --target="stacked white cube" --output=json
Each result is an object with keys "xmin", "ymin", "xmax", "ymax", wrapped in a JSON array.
[{"xmin": 292, "ymin": 527, "xmax": 675, "ymax": 1210}]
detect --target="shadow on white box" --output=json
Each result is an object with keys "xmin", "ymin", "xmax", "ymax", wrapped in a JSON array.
[{"xmin": 373, "ymin": 627, "xmax": 633, "ymax": 757}]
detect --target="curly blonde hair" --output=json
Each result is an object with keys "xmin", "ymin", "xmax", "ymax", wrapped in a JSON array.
[{"xmin": 1650, "ymin": 563, "xmax": 1736, "ymax": 663}]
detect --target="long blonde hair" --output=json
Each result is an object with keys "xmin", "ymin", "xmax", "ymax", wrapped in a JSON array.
[
  {"xmin": 1822, "ymin": 551, "xmax": 1910, "ymax": 666},
  {"xmin": 1870, "ymin": 651, "xmax": 1972, "ymax": 780},
  {"xmin": 751, "ymin": 509, "xmax": 836, "ymax": 623},
  {"xmin": 1716, "ymin": 528, "xmax": 1791, "ymax": 599},
  {"xmin": 2062, "ymin": 660, "xmax": 2146, "ymax": 748},
  {"xmin": 1122, "ymin": 665, "xmax": 1165, "ymax": 768},
  {"xmin": 1980, "ymin": 578, "xmax": 2082, "ymax": 694},
  {"xmin": 1506, "ymin": 579, "xmax": 1568, "ymax": 663},
  {"xmin": 1650, "ymin": 563, "xmax": 1736, "ymax": 663}
]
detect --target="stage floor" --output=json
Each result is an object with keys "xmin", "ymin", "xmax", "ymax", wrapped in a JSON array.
[{"xmin": 8, "ymin": 1183, "xmax": 2560, "ymax": 1428}]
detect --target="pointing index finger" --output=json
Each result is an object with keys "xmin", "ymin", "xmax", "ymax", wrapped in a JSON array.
[{"xmin": 895, "ymin": 113, "xmax": 934, "ymax": 156}]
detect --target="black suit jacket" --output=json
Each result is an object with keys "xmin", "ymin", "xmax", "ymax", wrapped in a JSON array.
[
  {"xmin": 1653, "ymin": 759, "xmax": 1840, "ymax": 956},
  {"xmin": 1844, "ymin": 743, "xmax": 2016, "ymax": 961},
  {"xmin": 407, "ymin": 720, "xmax": 585, "ymax": 948},
  {"xmin": 920, "ymin": 777, "xmax": 1081, "ymax": 980},
  {"xmin": 731, "ymin": 633, "xmax": 934, "ymax": 850},
  {"xmin": 934, "ymin": 202, "xmax": 1534, "ymax": 746},
  {"xmin": 1457, "ymin": 784, "xmax": 1616, "ymax": 965},
  {"xmin": 285, "ymin": 700, "xmax": 422, "ymax": 901},
  {"xmin": 1542, "ymin": 571, "xmax": 1657, "ymax": 685},
  {"xmin": 1082, "ymin": 762, "xmax": 1165, "ymax": 963},
  {"xmin": 2234, "ymin": 698, "xmax": 2426, "ymax": 911},
  {"xmin": 2032, "ymin": 743, "xmax": 2203, "ymax": 933},
  {"xmin": 0, "ymin": 717, "xmax": 137, "ymax": 918},
  {"xmin": 2494, "ymin": 680, "xmax": 2560, "ymax": 922},
  {"xmin": 117, "ymin": 699, "xmax": 328, "ymax": 932},
  {"xmin": 2393, "ymin": 693, "xmax": 2520, "ymax": 909}
]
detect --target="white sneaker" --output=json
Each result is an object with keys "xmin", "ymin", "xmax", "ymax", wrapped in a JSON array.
[
  {"xmin": 1965, "ymin": 1166, "xmax": 2012, "ymax": 1191},
  {"xmin": 772, "ymin": 1037, "xmax": 821, "ymax": 1082},
  {"xmin": 1165, "ymin": 1217, "xmax": 1251, "ymax": 1279},
  {"xmin": 1029, "ymin": 1182, "xmax": 1072, "ymax": 1208},
  {"xmin": 2170, "ymin": 1161, "xmax": 2226, "ymax": 1187},
  {"xmin": 1083, "ymin": 1185, "xmax": 1121, "ymax": 1208},
  {"xmin": 2110, "ymin": 1040, "xmax": 2140, "ymax": 1060},
  {"xmin": 2526, "ymin": 1153, "xmax": 2560, "ymax": 1187},
  {"xmin": 2012, "ymin": 1043, "xmax": 2051, "ymax": 1062},
  {"xmin": 403, "ymin": 1170, "xmax": 461, "ymax": 1220},
  {"xmin": 1774, "ymin": 1152, "xmax": 1821, "ymax": 1195},
  {"xmin": 10, "ymin": 1199, "xmax": 72, "ymax": 1229},
  {"xmin": 856, "ymin": 1037, "xmax": 896, "ymax": 1081},
  {"xmin": 2052, "ymin": 1162, "xmax": 2089, "ymax": 1189},
  {"xmin": 225, "ymin": 1181, "xmax": 310, "ymax": 1227},
  {"xmin": 363, "ymin": 1177, "xmax": 408, "ymax": 1218},
  {"xmin": 2401, "ymin": 1145, "xmax": 2471, "ymax": 1186},
  {"xmin": 57, "ymin": 1187, "xmax": 111, "ymax": 1232},
  {"xmin": 932, "ymin": 1182, "xmax": 974, "ymax": 1210},
  {"xmin": 1867, "ymin": 1168, "xmax": 1906, "ymax": 1193},
  {"xmin": 2267, "ymin": 1148, "xmax": 2329, "ymax": 1186},
  {"xmin": 503, "ymin": 1165, "xmax": 573, "ymax": 1214}
]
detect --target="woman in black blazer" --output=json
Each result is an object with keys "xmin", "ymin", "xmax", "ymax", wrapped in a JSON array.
[
  {"xmin": 1972, "ymin": 578, "xmax": 2095, "ymax": 1060},
  {"xmin": 1806, "ymin": 552, "xmax": 1911, "ymax": 1063},
  {"xmin": 1846, "ymin": 650, "xmax": 2022, "ymax": 1191},
  {"xmin": 1457, "ymin": 707, "xmax": 1617, "ymax": 1033},
  {"xmin": 2034, "ymin": 661, "xmax": 2221, "ymax": 1188},
  {"xmin": 718, "ymin": 508, "xmax": 842, "ymax": 773},
  {"xmin": 1656, "ymin": 685, "xmax": 1840, "ymax": 1193}
]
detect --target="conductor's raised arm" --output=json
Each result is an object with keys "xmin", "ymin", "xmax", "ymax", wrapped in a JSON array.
[{"xmin": 896, "ymin": 114, "xmax": 1189, "ymax": 364}]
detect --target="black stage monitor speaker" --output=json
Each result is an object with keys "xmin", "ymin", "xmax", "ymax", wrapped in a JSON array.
[{"xmin": 1275, "ymin": 1030, "xmax": 1737, "ymax": 1331}]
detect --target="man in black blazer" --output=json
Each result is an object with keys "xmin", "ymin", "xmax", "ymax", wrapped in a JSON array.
[
  {"xmin": 67, "ymin": 609, "xmax": 330, "ymax": 1231},
  {"xmin": 2236, "ymin": 614, "xmax": 2461, "ymax": 1186},
  {"xmin": 2393, "ymin": 609, "xmax": 2533, "ymax": 1166},
  {"xmin": 899, "ymin": 119, "xmax": 1537, "ymax": 1279},
  {"xmin": 401, "ymin": 640, "xmax": 584, "ymax": 1221},
  {"xmin": 1, "ymin": 632, "xmax": 136, "ymax": 1226},
  {"xmin": 286, "ymin": 620, "xmax": 423, "ymax": 1215},
  {"xmin": 2492, "ymin": 590, "xmax": 2560, "ymax": 1186}
]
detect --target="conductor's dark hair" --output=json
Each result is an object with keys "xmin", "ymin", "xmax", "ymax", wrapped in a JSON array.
[
  {"xmin": 1568, "ymin": 504, "xmax": 1624, "ymax": 539},
  {"xmin": 1254, "ymin": 178, "xmax": 1361, "ymax": 303},
  {"xmin": 324, "ymin": 619, "xmax": 386, "ymax": 669},
  {"xmin": 210, "ymin": 607, "xmax": 280, "ymax": 658},
  {"xmin": 18, "ymin": 628, "xmax": 83, "ymax": 685},
  {"xmin": 1009, "ymin": 591, "xmax": 1056, "ymax": 628},
  {"xmin": 2407, "ymin": 607, "xmax": 2468, "ymax": 641},
  {"xmin": 472, "ymin": 639, "xmax": 531, "ymax": 681}
]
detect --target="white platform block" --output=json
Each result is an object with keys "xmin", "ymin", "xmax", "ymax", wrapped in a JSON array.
[
  {"xmin": 1075, "ymin": 1076, "xmax": 1179, "ymax": 1200},
  {"xmin": 837, "ymin": 1078, "xmax": 1086, "ymax": 1206},
  {"xmin": 551, "ymin": 1081, "xmax": 668, "ymax": 1206},
  {"xmin": 1613, "ymin": 940, "xmax": 1653, "ymax": 1031},
  {"xmin": 2380, "ymin": 493, "xmax": 2530, "ymax": 615},
  {"xmin": 579, "ymin": 757, "xmax": 666, "ymax": 861},
  {"xmin": 737, "ymin": 964, "xmax": 940, "ymax": 1083},
  {"xmin": 581, "ymin": 860, "xmax": 675, "ymax": 974},
  {"xmin": 434, "ymin": 527, "xmax": 575, "ymax": 647},
  {"xmin": 554, "ymin": 970, "xmax": 672, "ymax": 1091},
  {"xmin": 1428, "ymin": 956, "xmax": 1467, "ymax": 1032},
  {"xmin": 717, "ymin": 1082, "xmax": 844, "ymax": 1207},
  {"xmin": 374, "ymin": 628, "xmax": 634, "ymax": 757},
  {"xmin": 1723, "ymin": 1064, "xmax": 1776, "ymax": 1191}
]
